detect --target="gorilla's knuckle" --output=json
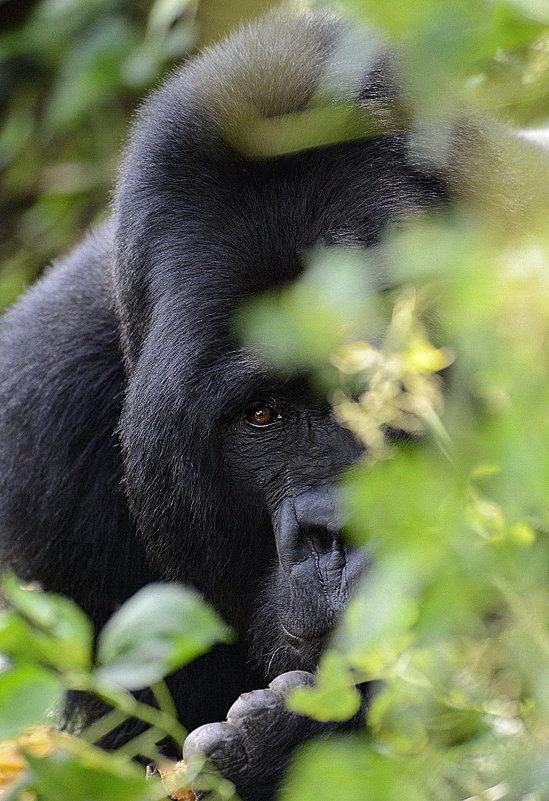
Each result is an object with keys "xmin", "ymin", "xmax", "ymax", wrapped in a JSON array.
[
  {"xmin": 227, "ymin": 689, "xmax": 279, "ymax": 723},
  {"xmin": 184, "ymin": 721, "xmax": 243, "ymax": 764},
  {"xmin": 268, "ymin": 670, "xmax": 316, "ymax": 696}
]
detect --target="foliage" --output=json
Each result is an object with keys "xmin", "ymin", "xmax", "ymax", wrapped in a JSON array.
[
  {"xmin": 0, "ymin": 0, "xmax": 193, "ymax": 310},
  {"xmin": 270, "ymin": 216, "xmax": 549, "ymax": 801},
  {"xmin": 0, "ymin": 576, "xmax": 232, "ymax": 799},
  {"xmin": 0, "ymin": 0, "xmax": 279, "ymax": 310},
  {"xmin": 320, "ymin": 0, "xmax": 549, "ymax": 126},
  {"xmin": 240, "ymin": 4, "xmax": 549, "ymax": 798}
]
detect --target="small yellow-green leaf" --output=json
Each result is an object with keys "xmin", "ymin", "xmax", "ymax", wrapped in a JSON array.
[{"xmin": 287, "ymin": 651, "xmax": 361, "ymax": 722}]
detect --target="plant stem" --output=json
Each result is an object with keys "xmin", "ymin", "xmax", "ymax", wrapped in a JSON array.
[{"xmin": 66, "ymin": 674, "xmax": 188, "ymax": 747}]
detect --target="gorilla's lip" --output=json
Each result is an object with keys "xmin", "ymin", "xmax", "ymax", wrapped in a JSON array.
[{"xmin": 280, "ymin": 623, "xmax": 322, "ymax": 648}]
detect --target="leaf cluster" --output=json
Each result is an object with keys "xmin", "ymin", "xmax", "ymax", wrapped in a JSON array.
[{"xmin": 0, "ymin": 578, "xmax": 232, "ymax": 800}]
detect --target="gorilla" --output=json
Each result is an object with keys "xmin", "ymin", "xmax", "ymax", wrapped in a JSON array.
[{"xmin": 0, "ymin": 11, "xmax": 449, "ymax": 801}]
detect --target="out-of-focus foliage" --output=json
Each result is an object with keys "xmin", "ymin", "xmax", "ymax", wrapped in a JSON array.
[
  {"xmin": 239, "ymin": 4, "xmax": 549, "ymax": 799},
  {"xmin": 315, "ymin": 0, "xmax": 549, "ymax": 126},
  {"xmin": 195, "ymin": 0, "xmax": 283, "ymax": 48},
  {"xmin": 1, "ymin": 726, "xmax": 156, "ymax": 801},
  {"xmin": 0, "ymin": 576, "xmax": 233, "ymax": 800},
  {"xmin": 95, "ymin": 583, "xmax": 233, "ymax": 690},
  {"xmin": 0, "ymin": 0, "xmax": 192, "ymax": 309},
  {"xmin": 272, "ymin": 216, "xmax": 549, "ymax": 801}
]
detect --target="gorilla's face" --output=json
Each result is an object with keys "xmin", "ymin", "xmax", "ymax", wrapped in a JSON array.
[
  {"xmin": 221, "ymin": 375, "xmax": 367, "ymax": 676},
  {"xmin": 121, "ymin": 338, "xmax": 368, "ymax": 680}
]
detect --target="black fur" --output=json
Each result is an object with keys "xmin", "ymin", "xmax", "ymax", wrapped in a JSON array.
[{"xmin": 0, "ymin": 12, "xmax": 447, "ymax": 800}]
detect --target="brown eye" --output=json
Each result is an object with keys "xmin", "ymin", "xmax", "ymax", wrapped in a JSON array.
[{"xmin": 246, "ymin": 403, "xmax": 282, "ymax": 427}]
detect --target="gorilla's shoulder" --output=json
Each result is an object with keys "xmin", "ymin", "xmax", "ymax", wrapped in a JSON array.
[
  {"xmin": 0, "ymin": 219, "xmax": 116, "ymax": 342},
  {"xmin": 0, "ymin": 216, "xmax": 120, "ymax": 467},
  {"xmin": 0, "ymin": 216, "xmax": 147, "ymax": 619},
  {"xmin": 0, "ymin": 216, "xmax": 121, "ymax": 478}
]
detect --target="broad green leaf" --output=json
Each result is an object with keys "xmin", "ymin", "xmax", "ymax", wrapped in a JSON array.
[
  {"xmin": 335, "ymin": 568, "xmax": 420, "ymax": 677},
  {"xmin": 281, "ymin": 738, "xmax": 427, "ymax": 801},
  {"xmin": 0, "ymin": 665, "xmax": 63, "ymax": 739},
  {"xmin": 1, "ymin": 575, "xmax": 93, "ymax": 671},
  {"xmin": 95, "ymin": 583, "xmax": 233, "ymax": 690},
  {"xmin": 24, "ymin": 750, "xmax": 154, "ymax": 801},
  {"xmin": 498, "ymin": 0, "xmax": 549, "ymax": 25},
  {"xmin": 238, "ymin": 247, "xmax": 383, "ymax": 371},
  {"xmin": 0, "ymin": 611, "xmax": 63, "ymax": 669}
]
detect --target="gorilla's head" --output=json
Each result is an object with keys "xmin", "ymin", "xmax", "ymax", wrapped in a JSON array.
[{"xmin": 111, "ymin": 12, "xmax": 446, "ymax": 678}]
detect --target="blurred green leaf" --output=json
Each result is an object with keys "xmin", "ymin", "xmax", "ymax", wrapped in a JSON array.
[
  {"xmin": 24, "ymin": 749, "xmax": 154, "ymax": 801},
  {"xmin": 46, "ymin": 18, "xmax": 139, "ymax": 130},
  {"xmin": 0, "ymin": 665, "xmax": 63, "ymax": 739},
  {"xmin": 148, "ymin": 0, "xmax": 195, "ymax": 36},
  {"xmin": 0, "ymin": 611, "xmax": 77, "ymax": 673},
  {"xmin": 95, "ymin": 583, "xmax": 233, "ymax": 690},
  {"xmin": 501, "ymin": 0, "xmax": 549, "ymax": 24},
  {"xmin": 1, "ymin": 575, "xmax": 93, "ymax": 671},
  {"xmin": 287, "ymin": 651, "xmax": 361, "ymax": 722},
  {"xmin": 238, "ymin": 247, "xmax": 383, "ymax": 371},
  {"xmin": 281, "ymin": 737, "xmax": 427, "ymax": 801}
]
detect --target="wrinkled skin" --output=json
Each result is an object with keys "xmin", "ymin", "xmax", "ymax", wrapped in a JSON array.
[
  {"xmin": 0, "ymin": 11, "xmax": 447, "ymax": 801},
  {"xmin": 184, "ymin": 671, "xmax": 350, "ymax": 801}
]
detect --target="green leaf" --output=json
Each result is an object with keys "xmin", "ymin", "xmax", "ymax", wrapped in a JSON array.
[
  {"xmin": 95, "ymin": 583, "xmax": 233, "ymax": 690},
  {"xmin": 287, "ymin": 651, "xmax": 361, "ymax": 722},
  {"xmin": 1, "ymin": 574, "xmax": 93, "ymax": 671},
  {"xmin": 238, "ymin": 247, "xmax": 383, "ymax": 371},
  {"xmin": 46, "ymin": 18, "xmax": 139, "ymax": 130},
  {"xmin": 0, "ymin": 665, "xmax": 63, "ymax": 739},
  {"xmin": 498, "ymin": 0, "xmax": 549, "ymax": 25},
  {"xmin": 335, "ymin": 568, "xmax": 420, "ymax": 677},
  {"xmin": 281, "ymin": 738, "xmax": 427, "ymax": 801},
  {"xmin": 148, "ymin": 0, "xmax": 194, "ymax": 37},
  {"xmin": 0, "ymin": 611, "xmax": 57, "ymax": 666},
  {"xmin": 24, "ymin": 750, "xmax": 154, "ymax": 801}
]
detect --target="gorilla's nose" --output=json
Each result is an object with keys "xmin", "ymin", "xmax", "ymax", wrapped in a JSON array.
[{"xmin": 275, "ymin": 488, "xmax": 366, "ymax": 597}]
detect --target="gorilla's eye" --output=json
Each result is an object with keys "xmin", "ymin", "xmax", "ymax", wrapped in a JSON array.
[{"xmin": 245, "ymin": 402, "xmax": 283, "ymax": 428}]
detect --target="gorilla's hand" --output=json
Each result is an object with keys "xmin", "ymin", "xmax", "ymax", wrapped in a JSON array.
[{"xmin": 183, "ymin": 671, "xmax": 335, "ymax": 801}]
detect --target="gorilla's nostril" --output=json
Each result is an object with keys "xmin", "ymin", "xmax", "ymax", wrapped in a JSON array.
[
  {"xmin": 303, "ymin": 525, "xmax": 338, "ymax": 555},
  {"xmin": 276, "ymin": 490, "xmax": 345, "ymax": 576}
]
